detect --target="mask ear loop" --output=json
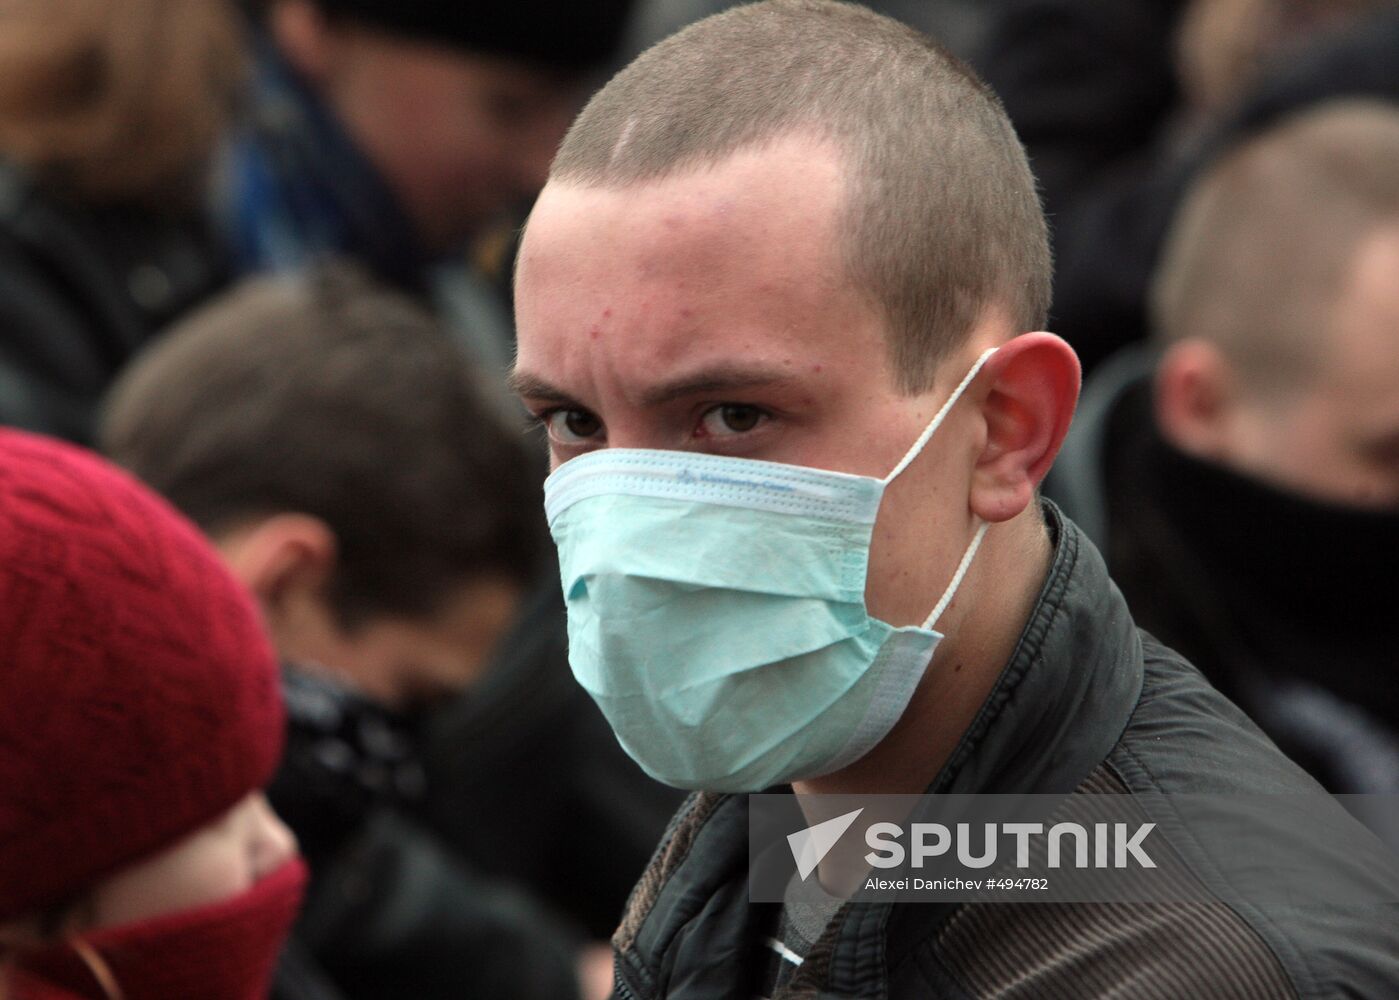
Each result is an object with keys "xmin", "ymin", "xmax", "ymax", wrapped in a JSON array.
[
  {"xmin": 924, "ymin": 520, "xmax": 990, "ymax": 630},
  {"xmin": 0, "ymin": 929, "xmax": 124, "ymax": 1000},
  {"xmin": 70, "ymin": 939, "xmax": 124, "ymax": 1000},
  {"xmin": 875, "ymin": 347, "xmax": 998, "ymax": 632},
  {"xmin": 883, "ymin": 348, "xmax": 998, "ymax": 484}
]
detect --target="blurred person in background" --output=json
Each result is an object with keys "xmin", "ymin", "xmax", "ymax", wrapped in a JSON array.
[
  {"xmin": 223, "ymin": 0, "xmax": 634, "ymax": 372},
  {"xmin": 0, "ymin": 430, "xmax": 308, "ymax": 1000},
  {"xmin": 105, "ymin": 265, "xmax": 544, "ymax": 715},
  {"xmin": 101, "ymin": 264, "xmax": 674, "ymax": 1000},
  {"xmin": 1172, "ymin": 0, "xmax": 1391, "ymax": 122},
  {"xmin": 1050, "ymin": 102, "xmax": 1399, "ymax": 797},
  {"xmin": 0, "ymin": 0, "xmax": 243, "ymax": 443},
  {"xmin": 975, "ymin": 0, "xmax": 1399, "ymax": 374}
]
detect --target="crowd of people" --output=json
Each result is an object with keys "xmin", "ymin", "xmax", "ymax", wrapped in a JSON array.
[{"xmin": 1, "ymin": 1, "xmax": 1397, "ymax": 998}]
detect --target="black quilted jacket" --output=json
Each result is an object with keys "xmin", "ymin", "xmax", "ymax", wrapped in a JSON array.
[
  {"xmin": 608, "ymin": 503, "xmax": 1399, "ymax": 999},
  {"xmin": 0, "ymin": 160, "xmax": 229, "ymax": 443}
]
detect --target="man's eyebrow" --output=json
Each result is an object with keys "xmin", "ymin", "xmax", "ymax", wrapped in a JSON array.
[
  {"xmin": 507, "ymin": 369, "xmax": 575, "ymax": 402},
  {"xmin": 637, "ymin": 365, "xmax": 800, "ymax": 407},
  {"xmin": 507, "ymin": 364, "xmax": 801, "ymax": 407}
]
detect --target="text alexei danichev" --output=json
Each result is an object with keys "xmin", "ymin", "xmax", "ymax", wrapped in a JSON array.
[{"xmin": 866, "ymin": 877, "xmax": 987, "ymax": 891}]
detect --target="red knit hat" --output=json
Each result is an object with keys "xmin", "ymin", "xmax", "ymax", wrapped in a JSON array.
[{"xmin": 0, "ymin": 429, "xmax": 284, "ymax": 922}]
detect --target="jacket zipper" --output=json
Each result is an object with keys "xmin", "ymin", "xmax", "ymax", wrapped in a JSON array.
[{"xmin": 614, "ymin": 970, "xmax": 641, "ymax": 1000}]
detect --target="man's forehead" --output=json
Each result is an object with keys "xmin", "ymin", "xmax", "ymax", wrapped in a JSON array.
[
  {"xmin": 520, "ymin": 135, "xmax": 849, "ymax": 274},
  {"xmin": 1318, "ymin": 225, "xmax": 1399, "ymax": 399},
  {"xmin": 512, "ymin": 135, "xmax": 891, "ymax": 400}
]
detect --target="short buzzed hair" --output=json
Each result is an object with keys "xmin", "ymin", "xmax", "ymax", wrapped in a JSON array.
[
  {"xmin": 101, "ymin": 264, "xmax": 546, "ymax": 628},
  {"xmin": 548, "ymin": 0, "xmax": 1050, "ymax": 392},
  {"xmin": 1152, "ymin": 101, "xmax": 1399, "ymax": 394}
]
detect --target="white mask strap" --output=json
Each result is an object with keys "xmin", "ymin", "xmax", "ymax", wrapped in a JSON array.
[
  {"xmin": 923, "ymin": 520, "xmax": 989, "ymax": 630},
  {"xmin": 883, "ymin": 348, "xmax": 997, "ymax": 484}
]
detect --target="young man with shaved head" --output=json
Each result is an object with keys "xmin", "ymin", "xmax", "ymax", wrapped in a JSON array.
[
  {"xmin": 512, "ymin": 3, "xmax": 1399, "ymax": 997},
  {"xmin": 1055, "ymin": 101, "xmax": 1399, "ymax": 798}
]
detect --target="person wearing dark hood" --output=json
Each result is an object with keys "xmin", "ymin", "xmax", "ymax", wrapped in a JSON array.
[
  {"xmin": 223, "ymin": 0, "xmax": 634, "ymax": 370},
  {"xmin": 1052, "ymin": 100, "xmax": 1399, "ymax": 797}
]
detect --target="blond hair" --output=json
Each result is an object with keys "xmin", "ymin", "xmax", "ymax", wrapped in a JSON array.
[
  {"xmin": 549, "ymin": 0, "xmax": 1050, "ymax": 393},
  {"xmin": 0, "ymin": 0, "xmax": 245, "ymax": 206},
  {"xmin": 1152, "ymin": 101, "xmax": 1399, "ymax": 392}
]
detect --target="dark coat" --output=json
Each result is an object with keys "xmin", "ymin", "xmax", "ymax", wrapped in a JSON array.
[
  {"xmin": 412, "ymin": 584, "xmax": 686, "ymax": 942},
  {"xmin": 269, "ymin": 666, "xmax": 587, "ymax": 1000},
  {"xmin": 608, "ymin": 504, "xmax": 1399, "ymax": 998},
  {"xmin": 0, "ymin": 161, "xmax": 229, "ymax": 442}
]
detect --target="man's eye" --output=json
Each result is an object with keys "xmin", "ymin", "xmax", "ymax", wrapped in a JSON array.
[
  {"xmin": 546, "ymin": 409, "xmax": 603, "ymax": 443},
  {"xmin": 699, "ymin": 404, "xmax": 767, "ymax": 437}
]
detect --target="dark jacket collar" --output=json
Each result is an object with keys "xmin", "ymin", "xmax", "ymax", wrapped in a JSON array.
[
  {"xmin": 616, "ymin": 502, "xmax": 1145, "ymax": 998},
  {"xmin": 928, "ymin": 499, "xmax": 1143, "ymax": 796}
]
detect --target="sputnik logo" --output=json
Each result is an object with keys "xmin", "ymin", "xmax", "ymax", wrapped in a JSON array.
[{"xmin": 787, "ymin": 808, "xmax": 864, "ymax": 880}]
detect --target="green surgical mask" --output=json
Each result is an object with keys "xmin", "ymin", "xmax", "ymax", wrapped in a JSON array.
[{"xmin": 544, "ymin": 350, "xmax": 995, "ymax": 791}]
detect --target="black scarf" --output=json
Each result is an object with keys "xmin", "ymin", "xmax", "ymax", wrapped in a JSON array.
[{"xmin": 1108, "ymin": 387, "xmax": 1399, "ymax": 738}]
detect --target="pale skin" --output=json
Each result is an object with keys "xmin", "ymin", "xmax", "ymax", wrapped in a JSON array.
[
  {"xmin": 1157, "ymin": 223, "xmax": 1399, "ymax": 509},
  {"xmin": 0, "ymin": 792, "xmax": 296, "ymax": 939},
  {"xmin": 512, "ymin": 133, "xmax": 1081, "ymax": 798},
  {"xmin": 81, "ymin": 793, "xmax": 296, "ymax": 929}
]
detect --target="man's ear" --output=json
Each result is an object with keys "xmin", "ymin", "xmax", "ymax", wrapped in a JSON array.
[
  {"xmin": 218, "ymin": 514, "xmax": 338, "ymax": 613},
  {"xmin": 1154, "ymin": 338, "xmax": 1236, "ymax": 460},
  {"xmin": 970, "ymin": 331, "xmax": 1081, "ymax": 524}
]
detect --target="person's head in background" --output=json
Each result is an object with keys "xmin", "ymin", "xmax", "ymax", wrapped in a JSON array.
[
  {"xmin": 0, "ymin": 430, "xmax": 299, "ymax": 1000},
  {"xmin": 101, "ymin": 264, "xmax": 546, "ymax": 710},
  {"xmin": 255, "ymin": 0, "xmax": 634, "ymax": 253},
  {"xmin": 1151, "ymin": 100, "xmax": 1399, "ymax": 510},
  {"xmin": 0, "ymin": 0, "xmax": 243, "ymax": 209},
  {"xmin": 1174, "ymin": 0, "xmax": 1399, "ymax": 121}
]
